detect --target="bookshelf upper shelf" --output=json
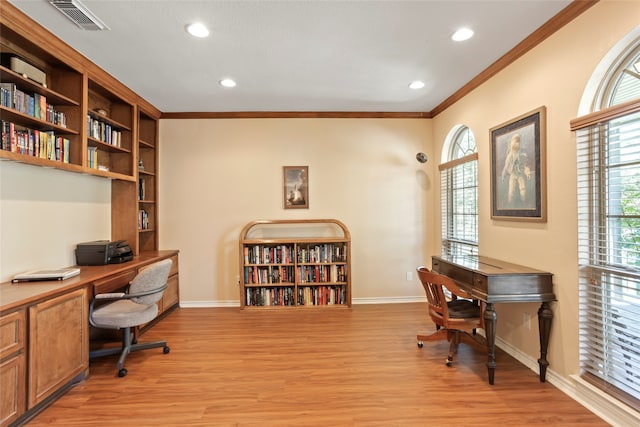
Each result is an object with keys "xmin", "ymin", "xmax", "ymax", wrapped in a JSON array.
[{"xmin": 241, "ymin": 219, "xmax": 350, "ymax": 241}]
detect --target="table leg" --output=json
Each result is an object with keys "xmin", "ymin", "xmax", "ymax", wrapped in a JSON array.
[
  {"xmin": 537, "ymin": 301, "xmax": 553, "ymax": 382},
  {"xmin": 484, "ymin": 302, "xmax": 497, "ymax": 385}
]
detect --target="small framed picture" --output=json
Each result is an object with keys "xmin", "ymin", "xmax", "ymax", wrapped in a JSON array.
[
  {"xmin": 283, "ymin": 166, "xmax": 308, "ymax": 209},
  {"xmin": 490, "ymin": 106, "xmax": 547, "ymax": 222}
]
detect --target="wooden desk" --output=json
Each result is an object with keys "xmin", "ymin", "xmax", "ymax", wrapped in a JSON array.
[
  {"xmin": 0, "ymin": 250, "xmax": 178, "ymax": 427},
  {"xmin": 432, "ymin": 254, "xmax": 555, "ymax": 385}
]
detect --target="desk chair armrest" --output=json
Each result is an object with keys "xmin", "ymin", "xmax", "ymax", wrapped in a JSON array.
[
  {"xmin": 95, "ymin": 292, "xmax": 126, "ymax": 300},
  {"xmin": 443, "ymin": 280, "xmax": 473, "ymax": 300},
  {"xmin": 92, "ymin": 283, "xmax": 168, "ymax": 303}
]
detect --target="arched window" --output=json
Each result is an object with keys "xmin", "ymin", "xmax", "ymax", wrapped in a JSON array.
[
  {"xmin": 440, "ymin": 126, "xmax": 478, "ymax": 256},
  {"xmin": 573, "ymin": 35, "xmax": 640, "ymax": 409}
]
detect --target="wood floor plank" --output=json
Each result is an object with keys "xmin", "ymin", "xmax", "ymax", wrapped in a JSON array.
[{"xmin": 26, "ymin": 303, "xmax": 607, "ymax": 426}]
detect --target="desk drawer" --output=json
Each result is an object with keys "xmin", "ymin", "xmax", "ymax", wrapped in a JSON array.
[
  {"xmin": 432, "ymin": 259, "xmax": 474, "ymax": 286},
  {"xmin": 169, "ymin": 255, "xmax": 179, "ymax": 277},
  {"xmin": 0, "ymin": 310, "xmax": 25, "ymax": 360},
  {"xmin": 473, "ymin": 274, "xmax": 488, "ymax": 294},
  {"xmin": 92, "ymin": 270, "xmax": 136, "ymax": 295}
]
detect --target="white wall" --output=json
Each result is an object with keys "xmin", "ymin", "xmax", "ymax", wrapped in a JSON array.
[
  {"xmin": 0, "ymin": 161, "xmax": 111, "ymax": 282},
  {"xmin": 158, "ymin": 118, "xmax": 433, "ymax": 305}
]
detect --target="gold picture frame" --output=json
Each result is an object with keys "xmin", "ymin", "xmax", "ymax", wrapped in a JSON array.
[{"xmin": 283, "ymin": 166, "xmax": 309, "ymax": 209}]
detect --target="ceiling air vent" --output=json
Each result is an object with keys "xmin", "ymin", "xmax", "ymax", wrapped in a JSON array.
[{"xmin": 49, "ymin": 0, "xmax": 109, "ymax": 31}]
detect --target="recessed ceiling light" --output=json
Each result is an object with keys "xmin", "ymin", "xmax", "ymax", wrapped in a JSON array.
[
  {"xmin": 186, "ymin": 22, "xmax": 209, "ymax": 38},
  {"xmin": 452, "ymin": 27, "xmax": 474, "ymax": 42},
  {"xmin": 219, "ymin": 78, "xmax": 236, "ymax": 88},
  {"xmin": 409, "ymin": 80, "xmax": 425, "ymax": 90}
]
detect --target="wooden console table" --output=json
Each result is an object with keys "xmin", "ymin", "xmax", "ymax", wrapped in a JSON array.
[
  {"xmin": 431, "ymin": 254, "xmax": 555, "ymax": 385},
  {"xmin": 0, "ymin": 250, "xmax": 178, "ymax": 427}
]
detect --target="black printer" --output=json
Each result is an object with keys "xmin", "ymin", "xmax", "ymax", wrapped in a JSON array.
[{"xmin": 75, "ymin": 240, "xmax": 134, "ymax": 265}]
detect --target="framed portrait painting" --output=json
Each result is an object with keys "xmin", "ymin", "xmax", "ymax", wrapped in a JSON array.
[
  {"xmin": 490, "ymin": 106, "xmax": 547, "ymax": 222},
  {"xmin": 283, "ymin": 166, "xmax": 308, "ymax": 209}
]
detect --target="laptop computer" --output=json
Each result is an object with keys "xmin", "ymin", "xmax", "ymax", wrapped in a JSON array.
[{"xmin": 12, "ymin": 267, "xmax": 81, "ymax": 283}]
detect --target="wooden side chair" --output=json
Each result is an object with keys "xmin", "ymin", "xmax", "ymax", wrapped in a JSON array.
[{"xmin": 416, "ymin": 266, "xmax": 484, "ymax": 366}]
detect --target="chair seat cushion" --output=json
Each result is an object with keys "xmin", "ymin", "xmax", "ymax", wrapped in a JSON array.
[
  {"xmin": 91, "ymin": 299, "xmax": 158, "ymax": 329},
  {"xmin": 447, "ymin": 299, "xmax": 480, "ymax": 319}
]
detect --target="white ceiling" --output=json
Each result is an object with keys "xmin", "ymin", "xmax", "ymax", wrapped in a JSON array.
[{"xmin": 7, "ymin": 0, "xmax": 571, "ymax": 113}]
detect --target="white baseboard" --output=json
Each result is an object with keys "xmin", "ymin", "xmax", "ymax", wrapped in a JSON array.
[
  {"xmin": 179, "ymin": 296, "xmax": 425, "ymax": 308},
  {"xmin": 179, "ymin": 300, "xmax": 239, "ymax": 308},
  {"xmin": 352, "ymin": 296, "xmax": 425, "ymax": 304}
]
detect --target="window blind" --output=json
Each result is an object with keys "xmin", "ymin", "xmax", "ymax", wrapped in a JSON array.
[
  {"xmin": 439, "ymin": 153, "xmax": 478, "ymax": 256},
  {"xmin": 576, "ymin": 108, "xmax": 640, "ymax": 410}
]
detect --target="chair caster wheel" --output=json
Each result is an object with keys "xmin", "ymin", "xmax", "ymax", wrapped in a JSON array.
[
  {"xmin": 163, "ymin": 346, "xmax": 170, "ymax": 354},
  {"xmin": 445, "ymin": 360, "xmax": 453, "ymax": 367},
  {"xmin": 118, "ymin": 368, "xmax": 128, "ymax": 377},
  {"xmin": 417, "ymin": 341, "xmax": 424, "ymax": 348}
]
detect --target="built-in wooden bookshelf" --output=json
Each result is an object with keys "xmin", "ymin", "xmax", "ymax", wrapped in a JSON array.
[
  {"xmin": 0, "ymin": 2, "xmax": 162, "ymax": 255},
  {"xmin": 137, "ymin": 107, "xmax": 159, "ymax": 252},
  {"xmin": 0, "ymin": 26, "xmax": 137, "ymax": 181},
  {"xmin": 239, "ymin": 219, "xmax": 351, "ymax": 309},
  {"xmin": 86, "ymin": 75, "xmax": 135, "ymax": 179},
  {"xmin": 0, "ymin": 21, "xmax": 83, "ymax": 172}
]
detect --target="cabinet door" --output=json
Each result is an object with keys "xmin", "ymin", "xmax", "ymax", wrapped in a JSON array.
[
  {"xmin": 0, "ymin": 310, "xmax": 26, "ymax": 425},
  {"xmin": 28, "ymin": 287, "xmax": 88, "ymax": 408},
  {"xmin": 0, "ymin": 355, "xmax": 26, "ymax": 426}
]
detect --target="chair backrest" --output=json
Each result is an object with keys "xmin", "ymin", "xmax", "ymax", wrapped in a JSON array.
[
  {"xmin": 417, "ymin": 266, "xmax": 452, "ymax": 327},
  {"xmin": 130, "ymin": 258, "xmax": 172, "ymax": 305}
]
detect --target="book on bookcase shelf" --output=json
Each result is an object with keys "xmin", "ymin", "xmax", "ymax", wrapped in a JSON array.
[{"xmin": 138, "ymin": 177, "xmax": 146, "ymax": 200}]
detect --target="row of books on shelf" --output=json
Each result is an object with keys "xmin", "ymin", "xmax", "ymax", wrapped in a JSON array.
[
  {"xmin": 243, "ymin": 243, "xmax": 348, "ymax": 265},
  {"xmin": 87, "ymin": 115, "xmax": 122, "ymax": 146},
  {"xmin": 244, "ymin": 245, "xmax": 293, "ymax": 265},
  {"xmin": 246, "ymin": 286, "xmax": 295, "ymax": 306},
  {"xmin": 1, "ymin": 120, "xmax": 70, "ymax": 162},
  {"xmin": 138, "ymin": 209, "xmax": 150, "ymax": 230},
  {"xmin": 0, "ymin": 83, "xmax": 67, "ymax": 127},
  {"xmin": 297, "ymin": 244, "xmax": 347, "ymax": 263},
  {"xmin": 244, "ymin": 265, "xmax": 294, "ymax": 284},
  {"xmin": 243, "ymin": 264, "xmax": 347, "ymax": 284},
  {"xmin": 245, "ymin": 285, "xmax": 347, "ymax": 307},
  {"xmin": 299, "ymin": 285, "xmax": 346, "ymax": 306},
  {"xmin": 298, "ymin": 264, "xmax": 347, "ymax": 283}
]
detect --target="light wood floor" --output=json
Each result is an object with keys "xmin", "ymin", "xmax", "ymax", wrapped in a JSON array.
[{"xmin": 27, "ymin": 303, "xmax": 607, "ymax": 426}]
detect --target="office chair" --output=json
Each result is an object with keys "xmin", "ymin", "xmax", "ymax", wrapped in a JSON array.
[
  {"xmin": 89, "ymin": 258, "xmax": 172, "ymax": 377},
  {"xmin": 416, "ymin": 266, "xmax": 484, "ymax": 366}
]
